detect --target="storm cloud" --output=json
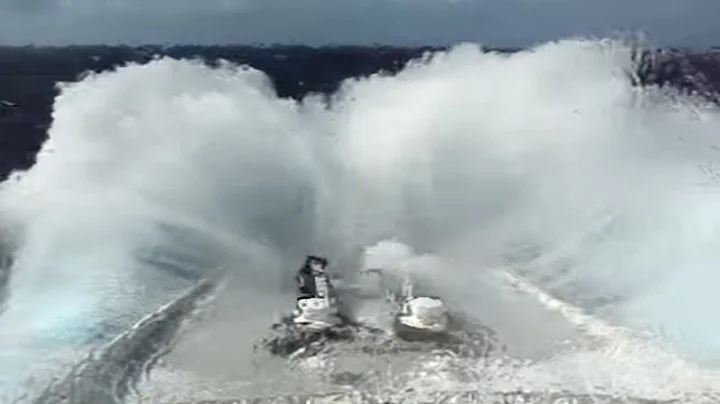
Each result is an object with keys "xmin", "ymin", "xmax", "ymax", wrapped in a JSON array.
[{"xmin": 0, "ymin": 0, "xmax": 717, "ymax": 47}]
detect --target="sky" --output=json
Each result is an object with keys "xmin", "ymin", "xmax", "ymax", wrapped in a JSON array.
[{"xmin": 0, "ymin": 0, "xmax": 718, "ymax": 47}]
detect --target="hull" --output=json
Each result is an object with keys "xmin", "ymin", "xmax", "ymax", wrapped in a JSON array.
[
  {"xmin": 392, "ymin": 297, "xmax": 451, "ymax": 342},
  {"xmin": 291, "ymin": 297, "xmax": 343, "ymax": 331},
  {"xmin": 393, "ymin": 313, "xmax": 451, "ymax": 342}
]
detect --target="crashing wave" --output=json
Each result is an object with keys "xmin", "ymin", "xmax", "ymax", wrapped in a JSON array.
[
  {"xmin": 32, "ymin": 278, "xmax": 217, "ymax": 404},
  {"xmin": 166, "ymin": 392, "xmax": 704, "ymax": 404}
]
